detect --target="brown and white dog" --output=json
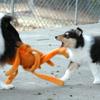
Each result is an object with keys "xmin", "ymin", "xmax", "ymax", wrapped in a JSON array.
[
  {"xmin": 0, "ymin": 13, "xmax": 22, "ymax": 89},
  {"xmin": 55, "ymin": 27, "xmax": 100, "ymax": 84}
]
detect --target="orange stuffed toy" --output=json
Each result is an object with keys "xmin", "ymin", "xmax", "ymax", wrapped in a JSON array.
[{"xmin": 4, "ymin": 43, "xmax": 69, "ymax": 86}]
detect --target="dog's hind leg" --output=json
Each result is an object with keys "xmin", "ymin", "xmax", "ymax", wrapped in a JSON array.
[
  {"xmin": 60, "ymin": 61, "xmax": 80, "ymax": 81},
  {"xmin": 89, "ymin": 64, "xmax": 100, "ymax": 84}
]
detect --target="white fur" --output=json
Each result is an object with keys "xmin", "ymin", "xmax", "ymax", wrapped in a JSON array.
[
  {"xmin": 61, "ymin": 69, "xmax": 71, "ymax": 81},
  {"xmin": 0, "ymin": 29, "xmax": 5, "ymax": 57},
  {"xmin": 0, "ymin": 80, "xmax": 14, "ymax": 89},
  {"xmin": 61, "ymin": 35, "xmax": 100, "ymax": 84},
  {"xmin": 89, "ymin": 63, "xmax": 100, "ymax": 84},
  {"xmin": 0, "ymin": 69, "xmax": 14, "ymax": 89},
  {"xmin": 0, "ymin": 13, "xmax": 5, "ymax": 57},
  {"xmin": 68, "ymin": 35, "xmax": 93, "ymax": 63},
  {"xmin": 0, "ymin": 13, "xmax": 5, "ymax": 19},
  {"xmin": 61, "ymin": 63, "xmax": 79, "ymax": 81}
]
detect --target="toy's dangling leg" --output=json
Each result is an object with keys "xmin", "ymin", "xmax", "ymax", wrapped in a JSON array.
[
  {"xmin": 5, "ymin": 49, "xmax": 20, "ymax": 76},
  {"xmin": 29, "ymin": 52, "xmax": 40, "ymax": 72},
  {"xmin": 33, "ymin": 72, "xmax": 64, "ymax": 86},
  {"xmin": 46, "ymin": 60, "xmax": 55, "ymax": 66},
  {"xmin": 31, "ymin": 48, "xmax": 55, "ymax": 66},
  {"xmin": 31, "ymin": 48, "xmax": 44, "ymax": 56},
  {"xmin": 4, "ymin": 70, "xmax": 18, "ymax": 84},
  {"xmin": 41, "ymin": 47, "xmax": 68, "ymax": 64}
]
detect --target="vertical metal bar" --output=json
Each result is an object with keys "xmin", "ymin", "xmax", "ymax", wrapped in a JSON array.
[
  {"xmin": 11, "ymin": 0, "xmax": 14, "ymax": 16},
  {"xmin": 75, "ymin": 0, "xmax": 78, "ymax": 25}
]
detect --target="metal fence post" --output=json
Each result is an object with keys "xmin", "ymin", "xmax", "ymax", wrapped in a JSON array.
[
  {"xmin": 74, "ymin": 0, "xmax": 78, "ymax": 25},
  {"xmin": 11, "ymin": 0, "xmax": 14, "ymax": 16}
]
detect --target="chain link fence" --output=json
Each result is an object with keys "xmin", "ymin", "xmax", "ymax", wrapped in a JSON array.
[{"xmin": 0, "ymin": 0, "xmax": 100, "ymax": 31}]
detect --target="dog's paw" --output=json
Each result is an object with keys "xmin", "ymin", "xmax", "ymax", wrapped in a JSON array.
[
  {"xmin": 0, "ymin": 82, "xmax": 15, "ymax": 90},
  {"xmin": 93, "ymin": 79, "xmax": 100, "ymax": 84},
  {"xmin": 60, "ymin": 70, "xmax": 70, "ymax": 81},
  {"xmin": 60, "ymin": 76, "xmax": 69, "ymax": 81}
]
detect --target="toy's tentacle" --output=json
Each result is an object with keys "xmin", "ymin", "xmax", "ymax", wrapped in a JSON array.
[
  {"xmin": 46, "ymin": 60, "xmax": 55, "ymax": 66},
  {"xmin": 58, "ymin": 47, "xmax": 69, "ymax": 58},
  {"xmin": 41, "ymin": 49, "xmax": 59, "ymax": 64},
  {"xmin": 4, "ymin": 70, "xmax": 18, "ymax": 84},
  {"xmin": 30, "ymin": 52, "xmax": 40, "ymax": 72},
  {"xmin": 32, "ymin": 48, "xmax": 44, "ymax": 56},
  {"xmin": 31, "ymin": 48, "xmax": 55, "ymax": 66},
  {"xmin": 41, "ymin": 47, "xmax": 68, "ymax": 64},
  {"xmin": 5, "ymin": 49, "xmax": 20, "ymax": 76},
  {"xmin": 33, "ymin": 72, "xmax": 64, "ymax": 86},
  {"xmin": 12, "ymin": 49, "xmax": 20, "ymax": 71}
]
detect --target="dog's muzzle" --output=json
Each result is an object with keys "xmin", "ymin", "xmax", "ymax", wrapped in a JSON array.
[{"xmin": 55, "ymin": 36, "xmax": 64, "ymax": 47}]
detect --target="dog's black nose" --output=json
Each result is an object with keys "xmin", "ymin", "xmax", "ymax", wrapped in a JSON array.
[{"xmin": 55, "ymin": 36, "xmax": 57, "ymax": 39}]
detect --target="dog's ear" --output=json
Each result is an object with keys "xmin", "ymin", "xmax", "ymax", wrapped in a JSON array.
[{"xmin": 76, "ymin": 27, "xmax": 83, "ymax": 36}]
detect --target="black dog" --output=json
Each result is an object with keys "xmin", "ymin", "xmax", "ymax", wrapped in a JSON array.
[{"xmin": 0, "ymin": 13, "xmax": 22, "ymax": 89}]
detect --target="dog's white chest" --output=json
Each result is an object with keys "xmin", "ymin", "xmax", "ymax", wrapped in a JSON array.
[
  {"xmin": 0, "ymin": 29, "xmax": 5, "ymax": 56},
  {"xmin": 67, "ymin": 35, "xmax": 93, "ymax": 64},
  {"xmin": 68, "ymin": 48, "xmax": 91, "ymax": 64}
]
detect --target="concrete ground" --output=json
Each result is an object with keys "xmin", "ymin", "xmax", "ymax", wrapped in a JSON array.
[{"xmin": 0, "ymin": 23, "xmax": 100, "ymax": 100}]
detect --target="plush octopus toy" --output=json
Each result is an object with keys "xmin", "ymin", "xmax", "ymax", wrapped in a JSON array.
[{"xmin": 4, "ymin": 43, "xmax": 69, "ymax": 86}]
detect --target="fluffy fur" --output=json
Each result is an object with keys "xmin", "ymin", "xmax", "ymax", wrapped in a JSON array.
[
  {"xmin": 0, "ymin": 14, "xmax": 22, "ymax": 63},
  {"xmin": 55, "ymin": 27, "xmax": 100, "ymax": 84},
  {"xmin": 0, "ymin": 13, "xmax": 22, "ymax": 89}
]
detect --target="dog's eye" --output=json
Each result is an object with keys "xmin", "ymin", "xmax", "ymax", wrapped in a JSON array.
[
  {"xmin": 64, "ymin": 34, "xmax": 67, "ymax": 37},
  {"xmin": 64, "ymin": 34, "xmax": 69, "ymax": 38}
]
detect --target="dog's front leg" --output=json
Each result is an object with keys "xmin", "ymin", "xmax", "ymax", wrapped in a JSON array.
[
  {"xmin": 89, "ymin": 64, "xmax": 100, "ymax": 84},
  {"xmin": 60, "ymin": 61, "xmax": 80, "ymax": 81}
]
